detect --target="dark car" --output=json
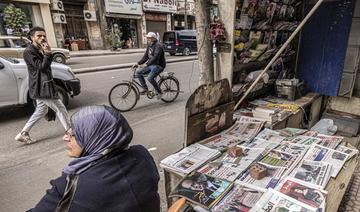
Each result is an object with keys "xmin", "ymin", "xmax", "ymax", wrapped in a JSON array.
[{"xmin": 163, "ymin": 30, "xmax": 197, "ymax": 56}]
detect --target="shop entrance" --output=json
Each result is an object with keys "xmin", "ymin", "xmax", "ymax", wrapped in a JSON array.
[{"xmin": 107, "ymin": 18, "xmax": 139, "ymax": 48}]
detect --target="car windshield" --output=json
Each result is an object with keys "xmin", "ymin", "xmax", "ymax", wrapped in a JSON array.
[{"xmin": 0, "ymin": 56, "xmax": 20, "ymax": 64}]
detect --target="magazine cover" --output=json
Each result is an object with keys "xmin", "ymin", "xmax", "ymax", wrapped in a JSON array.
[
  {"xmin": 304, "ymin": 144, "xmax": 348, "ymax": 177},
  {"xmin": 212, "ymin": 182, "xmax": 264, "ymax": 212},
  {"xmin": 238, "ymin": 163, "xmax": 286, "ymax": 192},
  {"xmin": 278, "ymin": 177, "xmax": 327, "ymax": 210},
  {"xmin": 199, "ymin": 134, "xmax": 245, "ymax": 152},
  {"xmin": 250, "ymin": 189, "xmax": 316, "ymax": 212},
  {"xmin": 170, "ymin": 172, "xmax": 233, "ymax": 209},
  {"xmin": 291, "ymin": 160, "xmax": 331, "ymax": 189}
]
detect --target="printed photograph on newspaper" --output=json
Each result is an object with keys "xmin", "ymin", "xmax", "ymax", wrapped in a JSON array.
[
  {"xmin": 275, "ymin": 142, "xmax": 308, "ymax": 156},
  {"xmin": 278, "ymin": 177, "xmax": 327, "ymax": 210},
  {"xmin": 212, "ymin": 182, "xmax": 264, "ymax": 212},
  {"xmin": 199, "ymin": 134, "xmax": 245, "ymax": 152},
  {"xmin": 291, "ymin": 160, "xmax": 331, "ymax": 189},
  {"xmin": 224, "ymin": 121, "xmax": 264, "ymax": 140},
  {"xmin": 243, "ymin": 138, "xmax": 280, "ymax": 150},
  {"xmin": 336, "ymin": 145, "xmax": 359, "ymax": 160},
  {"xmin": 304, "ymin": 144, "xmax": 348, "ymax": 177},
  {"xmin": 197, "ymin": 163, "xmax": 243, "ymax": 182},
  {"xmin": 287, "ymin": 135, "xmax": 322, "ymax": 146},
  {"xmin": 316, "ymin": 134, "xmax": 343, "ymax": 149},
  {"xmin": 278, "ymin": 128, "xmax": 308, "ymax": 137},
  {"xmin": 250, "ymin": 189, "xmax": 316, "ymax": 212},
  {"xmin": 259, "ymin": 149, "xmax": 294, "ymax": 168},
  {"xmin": 256, "ymin": 128, "xmax": 285, "ymax": 143}
]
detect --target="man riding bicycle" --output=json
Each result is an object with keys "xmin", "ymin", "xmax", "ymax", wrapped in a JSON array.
[{"xmin": 133, "ymin": 32, "xmax": 166, "ymax": 99}]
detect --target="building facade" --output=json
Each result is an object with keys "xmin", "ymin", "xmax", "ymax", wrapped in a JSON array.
[{"xmin": 174, "ymin": 0, "xmax": 195, "ymax": 30}]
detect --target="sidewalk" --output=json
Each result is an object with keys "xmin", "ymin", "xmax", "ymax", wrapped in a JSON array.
[{"xmin": 70, "ymin": 48, "xmax": 146, "ymax": 58}]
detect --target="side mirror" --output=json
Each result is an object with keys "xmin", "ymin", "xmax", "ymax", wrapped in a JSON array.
[{"xmin": 0, "ymin": 62, "xmax": 5, "ymax": 69}]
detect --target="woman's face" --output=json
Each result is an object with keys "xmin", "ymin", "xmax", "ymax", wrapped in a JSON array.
[{"xmin": 63, "ymin": 129, "xmax": 83, "ymax": 158}]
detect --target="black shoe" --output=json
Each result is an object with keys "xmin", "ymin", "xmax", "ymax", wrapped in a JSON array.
[{"xmin": 140, "ymin": 90, "xmax": 148, "ymax": 95}]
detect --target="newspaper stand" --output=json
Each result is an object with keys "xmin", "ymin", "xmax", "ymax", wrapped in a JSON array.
[
  {"xmin": 164, "ymin": 79, "xmax": 235, "ymax": 206},
  {"xmin": 163, "ymin": 80, "xmax": 359, "ymax": 211}
]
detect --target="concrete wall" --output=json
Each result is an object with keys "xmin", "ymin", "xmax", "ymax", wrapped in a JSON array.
[
  {"xmin": 39, "ymin": 3, "xmax": 57, "ymax": 47},
  {"xmin": 85, "ymin": 0, "xmax": 104, "ymax": 50}
]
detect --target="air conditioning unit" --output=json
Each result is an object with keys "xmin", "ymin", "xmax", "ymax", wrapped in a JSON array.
[
  {"xmin": 52, "ymin": 13, "xmax": 67, "ymax": 24},
  {"xmin": 51, "ymin": 0, "xmax": 64, "ymax": 11},
  {"xmin": 84, "ymin": 10, "xmax": 97, "ymax": 21}
]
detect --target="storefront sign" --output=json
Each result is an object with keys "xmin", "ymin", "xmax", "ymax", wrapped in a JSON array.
[
  {"xmin": 105, "ymin": 0, "xmax": 143, "ymax": 15},
  {"xmin": 143, "ymin": 0, "xmax": 177, "ymax": 13}
]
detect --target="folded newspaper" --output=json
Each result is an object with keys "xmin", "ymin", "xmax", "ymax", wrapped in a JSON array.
[
  {"xmin": 290, "ymin": 160, "xmax": 332, "ymax": 189},
  {"xmin": 199, "ymin": 134, "xmax": 245, "ymax": 152},
  {"xmin": 212, "ymin": 182, "xmax": 264, "ymax": 212},
  {"xmin": 256, "ymin": 128, "xmax": 285, "ymax": 143},
  {"xmin": 304, "ymin": 144, "xmax": 348, "ymax": 178},
  {"xmin": 224, "ymin": 121, "xmax": 264, "ymax": 140},
  {"xmin": 336, "ymin": 145, "xmax": 359, "ymax": 161},
  {"xmin": 250, "ymin": 188, "xmax": 317, "ymax": 212},
  {"xmin": 316, "ymin": 134, "xmax": 343, "ymax": 149},
  {"xmin": 160, "ymin": 143, "xmax": 221, "ymax": 176}
]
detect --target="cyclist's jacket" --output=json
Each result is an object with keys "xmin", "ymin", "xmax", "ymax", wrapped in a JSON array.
[{"xmin": 138, "ymin": 41, "xmax": 166, "ymax": 68}]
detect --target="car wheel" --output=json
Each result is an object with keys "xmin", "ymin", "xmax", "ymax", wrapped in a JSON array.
[
  {"xmin": 53, "ymin": 54, "xmax": 66, "ymax": 64},
  {"xmin": 182, "ymin": 47, "xmax": 190, "ymax": 56},
  {"xmin": 170, "ymin": 53, "xmax": 176, "ymax": 56},
  {"xmin": 56, "ymin": 85, "xmax": 69, "ymax": 107}
]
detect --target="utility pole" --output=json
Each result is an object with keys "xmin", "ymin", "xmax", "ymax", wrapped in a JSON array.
[
  {"xmin": 195, "ymin": 0, "xmax": 214, "ymax": 85},
  {"xmin": 184, "ymin": 0, "xmax": 188, "ymax": 29}
]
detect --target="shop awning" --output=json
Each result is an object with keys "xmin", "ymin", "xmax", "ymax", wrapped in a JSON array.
[{"xmin": 105, "ymin": 13, "xmax": 142, "ymax": 20}]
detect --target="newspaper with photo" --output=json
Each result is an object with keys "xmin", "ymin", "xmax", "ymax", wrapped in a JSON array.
[
  {"xmin": 243, "ymin": 137, "xmax": 280, "ymax": 151},
  {"xmin": 238, "ymin": 163, "xmax": 286, "ymax": 192},
  {"xmin": 303, "ymin": 131, "xmax": 319, "ymax": 137},
  {"xmin": 256, "ymin": 128, "xmax": 285, "ymax": 143},
  {"xmin": 336, "ymin": 145, "xmax": 359, "ymax": 161},
  {"xmin": 304, "ymin": 144, "xmax": 348, "ymax": 178},
  {"xmin": 275, "ymin": 142, "xmax": 309, "ymax": 156},
  {"xmin": 286, "ymin": 135, "xmax": 322, "ymax": 146},
  {"xmin": 259, "ymin": 149, "xmax": 295, "ymax": 168},
  {"xmin": 199, "ymin": 134, "xmax": 245, "ymax": 152},
  {"xmin": 250, "ymin": 188, "xmax": 317, "ymax": 212},
  {"xmin": 290, "ymin": 160, "xmax": 331, "ymax": 189},
  {"xmin": 316, "ymin": 134, "xmax": 343, "ymax": 149},
  {"xmin": 239, "ymin": 116, "xmax": 267, "ymax": 124},
  {"xmin": 224, "ymin": 121, "xmax": 264, "ymax": 140},
  {"xmin": 212, "ymin": 182, "xmax": 265, "ymax": 212},
  {"xmin": 277, "ymin": 177, "xmax": 327, "ymax": 211},
  {"xmin": 170, "ymin": 172, "xmax": 233, "ymax": 209},
  {"xmin": 277, "ymin": 128, "xmax": 308, "ymax": 137},
  {"xmin": 160, "ymin": 143, "xmax": 221, "ymax": 175},
  {"xmin": 198, "ymin": 163, "xmax": 245, "ymax": 182}
]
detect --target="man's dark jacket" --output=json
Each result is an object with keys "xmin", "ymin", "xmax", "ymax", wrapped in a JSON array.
[
  {"xmin": 28, "ymin": 145, "xmax": 160, "ymax": 212},
  {"xmin": 24, "ymin": 44, "xmax": 58, "ymax": 99},
  {"xmin": 138, "ymin": 41, "xmax": 166, "ymax": 68}
]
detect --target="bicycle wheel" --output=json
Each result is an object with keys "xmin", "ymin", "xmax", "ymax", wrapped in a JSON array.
[
  {"xmin": 108, "ymin": 83, "xmax": 138, "ymax": 112},
  {"xmin": 159, "ymin": 76, "xmax": 180, "ymax": 103}
]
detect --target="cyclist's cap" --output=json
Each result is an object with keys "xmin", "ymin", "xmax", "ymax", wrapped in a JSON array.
[{"xmin": 146, "ymin": 32, "xmax": 157, "ymax": 39}]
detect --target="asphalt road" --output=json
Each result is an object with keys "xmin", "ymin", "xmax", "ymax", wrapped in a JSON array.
[
  {"xmin": 67, "ymin": 53, "xmax": 185, "ymax": 70},
  {"xmin": 0, "ymin": 59, "xmax": 199, "ymax": 211}
]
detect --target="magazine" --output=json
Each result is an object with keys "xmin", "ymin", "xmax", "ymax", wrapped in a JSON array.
[
  {"xmin": 290, "ymin": 160, "xmax": 331, "ymax": 189},
  {"xmin": 199, "ymin": 134, "xmax": 245, "ymax": 152},
  {"xmin": 250, "ymin": 188, "xmax": 316, "ymax": 212},
  {"xmin": 212, "ymin": 182, "xmax": 264, "ymax": 212},
  {"xmin": 316, "ymin": 134, "xmax": 343, "ymax": 149},
  {"xmin": 304, "ymin": 144, "xmax": 348, "ymax": 178},
  {"xmin": 224, "ymin": 121, "xmax": 264, "ymax": 140},
  {"xmin": 336, "ymin": 145, "xmax": 359, "ymax": 160},
  {"xmin": 287, "ymin": 135, "xmax": 322, "ymax": 146},
  {"xmin": 256, "ymin": 128, "xmax": 285, "ymax": 143},
  {"xmin": 243, "ymin": 137, "xmax": 280, "ymax": 150},
  {"xmin": 277, "ymin": 177, "xmax": 327, "ymax": 210},
  {"xmin": 160, "ymin": 143, "xmax": 221, "ymax": 175},
  {"xmin": 277, "ymin": 128, "xmax": 308, "ymax": 137},
  {"xmin": 169, "ymin": 172, "xmax": 233, "ymax": 209},
  {"xmin": 238, "ymin": 163, "xmax": 286, "ymax": 192}
]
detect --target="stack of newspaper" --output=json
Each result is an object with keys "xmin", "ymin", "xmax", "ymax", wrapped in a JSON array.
[{"xmin": 160, "ymin": 143, "xmax": 221, "ymax": 176}]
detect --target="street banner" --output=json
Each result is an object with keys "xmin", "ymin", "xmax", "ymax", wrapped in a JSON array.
[{"xmin": 143, "ymin": 0, "xmax": 177, "ymax": 13}]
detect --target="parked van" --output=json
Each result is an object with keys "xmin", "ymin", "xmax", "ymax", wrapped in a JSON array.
[{"xmin": 163, "ymin": 30, "xmax": 197, "ymax": 56}]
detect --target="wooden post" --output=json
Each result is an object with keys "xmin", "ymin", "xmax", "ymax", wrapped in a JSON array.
[{"xmin": 195, "ymin": 0, "xmax": 214, "ymax": 85}]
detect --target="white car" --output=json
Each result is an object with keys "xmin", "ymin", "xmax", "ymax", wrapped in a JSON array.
[{"xmin": 0, "ymin": 56, "xmax": 80, "ymax": 108}]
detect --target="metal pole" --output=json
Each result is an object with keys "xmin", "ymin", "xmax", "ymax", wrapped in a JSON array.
[
  {"xmin": 234, "ymin": 0, "xmax": 325, "ymax": 110},
  {"xmin": 184, "ymin": 0, "xmax": 188, "ymax": 29}
]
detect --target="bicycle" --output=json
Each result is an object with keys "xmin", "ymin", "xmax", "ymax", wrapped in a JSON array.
[{"xmin": 108, "ymin": 67, "xmax": 181, "ymax": 112}]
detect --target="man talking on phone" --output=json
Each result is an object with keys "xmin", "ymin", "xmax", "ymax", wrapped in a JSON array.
[{"xmin": 15, "ymin": 27, "xmax": 70, "ymax": 144}]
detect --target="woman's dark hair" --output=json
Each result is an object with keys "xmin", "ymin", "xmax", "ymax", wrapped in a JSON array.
[{"xmin": 28, "ymin": 27, "xmax": 46, "ymax": 40}]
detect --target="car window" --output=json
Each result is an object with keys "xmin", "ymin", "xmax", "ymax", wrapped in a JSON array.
[
  {"xmin": 0, "ymin": 56, "xmax": 20, "ymax": 64},
  {"xmin": 163, "ymin": 32, "xmax": 175, "ymax": 44},
  {"xmin": 12, "ymin": 39, "xmax": 29, "ymax": 48},
  {"xmin": 0, "ymin": 39, "xmax": 11, "ymax": 48}
]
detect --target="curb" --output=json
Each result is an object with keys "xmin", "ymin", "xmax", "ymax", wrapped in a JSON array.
[
  {"xmin": 70, "ymin": 50, "xmax": 145, "ymax": 58},
  {"xmin": 73, "ymin": 56, "xmax": 197, "ymax": 74}
]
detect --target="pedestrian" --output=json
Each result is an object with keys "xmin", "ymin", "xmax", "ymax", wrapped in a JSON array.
[
  {"xmin": 27, "ymin": 105, "xmax": 160, "ymax": 212},
  {"xmin": 15, "ymin": 27, "xmax": 70, "ymax": 144}
]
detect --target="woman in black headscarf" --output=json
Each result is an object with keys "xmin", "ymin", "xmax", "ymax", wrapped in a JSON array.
[{"xmin": 28, "ymin": 105, "xmax": 160, "ymax": 212}]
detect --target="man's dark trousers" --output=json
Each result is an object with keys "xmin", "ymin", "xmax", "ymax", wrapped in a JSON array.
[{"xmin": 136, "ymin": 65, "xmax": 163, "ymax": 94}]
